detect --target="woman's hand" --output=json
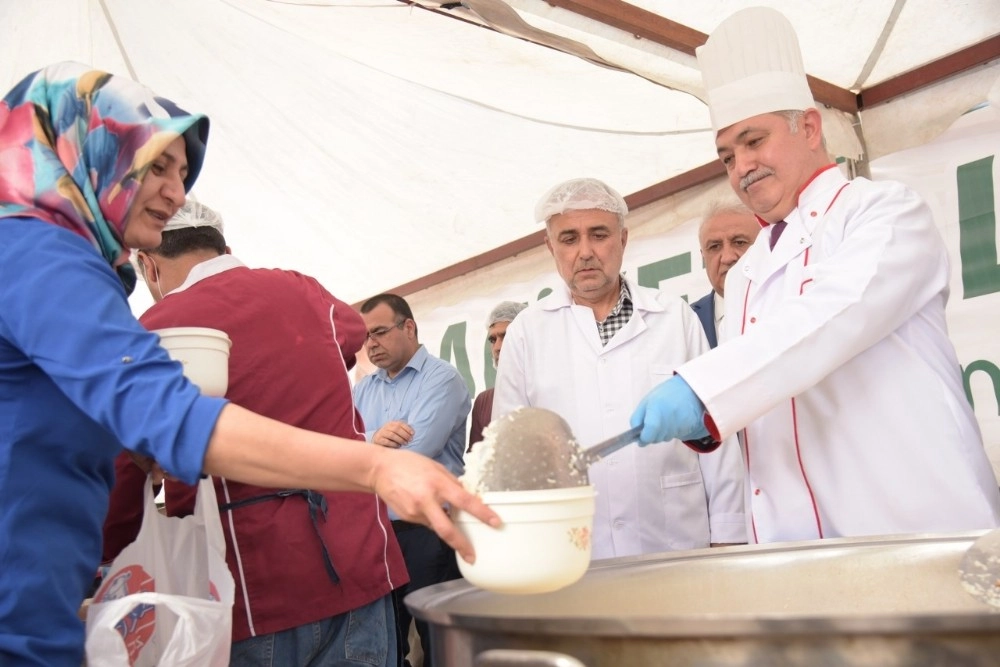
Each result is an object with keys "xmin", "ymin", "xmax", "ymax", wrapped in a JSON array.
[
  {"xmin": 203, "ymin": 404, "xmax": 502, "ymax": 563},
  {"xmin": 369, "ymin": 448, "xmax": 500, "ymax": 564}
]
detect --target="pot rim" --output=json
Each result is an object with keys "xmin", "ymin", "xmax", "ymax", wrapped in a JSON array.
[{"xmin": 408, "ymin": 531, "xmax": 1000, "ymax": 638}]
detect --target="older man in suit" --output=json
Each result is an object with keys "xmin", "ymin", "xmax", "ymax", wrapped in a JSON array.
[{"xmin": 689, "ymin": 202, "xmax": 760, "ymax": 347}]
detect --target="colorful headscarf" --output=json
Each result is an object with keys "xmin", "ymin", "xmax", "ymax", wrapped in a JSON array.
[{"xmin": 0, "ymin": 62, "xmax": 209, "ymax": 294}]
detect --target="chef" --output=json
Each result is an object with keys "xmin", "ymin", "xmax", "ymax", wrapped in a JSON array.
[{"xmin": 629, "ymin": 6, "xmax": 1000, "ymax": 543}]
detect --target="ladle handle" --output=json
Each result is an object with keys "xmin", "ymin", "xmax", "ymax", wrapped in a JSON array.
[{"xmin": 586, "ymin": 425, "xmax": 644, "ymax": 460}]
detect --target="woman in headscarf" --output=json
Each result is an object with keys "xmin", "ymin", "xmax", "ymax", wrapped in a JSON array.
[{"xmin": 0, "ymin": 62, "xmax": 497, "ymax": 667}]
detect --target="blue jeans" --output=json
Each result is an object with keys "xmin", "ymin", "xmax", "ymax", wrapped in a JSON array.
[{"xmin": 229, "ymin": 594, "xmax": 398, "ymax": 667}]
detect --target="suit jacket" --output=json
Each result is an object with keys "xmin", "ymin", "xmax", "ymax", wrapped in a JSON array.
[{"xmin": 689, "ymin": 291, "xmax": 717, "ymax": 348}]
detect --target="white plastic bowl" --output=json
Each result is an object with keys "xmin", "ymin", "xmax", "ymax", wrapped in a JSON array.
[
  {"xmin": 154, "ymin": 327, "xmax": 232, "ymax": 397},
  {"xmin": 454, "ymin": 485, "xmax": 596, "ymax": 594}
]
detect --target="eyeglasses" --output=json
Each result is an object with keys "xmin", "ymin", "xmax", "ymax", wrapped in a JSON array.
[{"xmin": 366, "ymin": 319, "xmax": 406, "ymax": 342}]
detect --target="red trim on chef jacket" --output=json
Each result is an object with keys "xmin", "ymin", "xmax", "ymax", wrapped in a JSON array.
[
  {"xmin": 738, "ymin": 171, "xmax": 850, "ymax": 543},
  {"xmin": 791, "ymin": 397, "xmax": 824, "ymax": 538},
  {"xmin": 798, "ymin": 164, "xmax": 839, "ymax": 200},
  {"xmin": 752, "ymin": 164, "xmax": 839, "ymax": 229}
]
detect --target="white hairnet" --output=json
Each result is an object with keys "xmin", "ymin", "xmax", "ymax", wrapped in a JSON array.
[
  {"xmin": 486, "ymin": 301, "xmax": 527, "ymax": 329},
  {"xmin": 163, "ymin": 198, "xmax": 224, "ymax": 233},
  {"xmin": 534, "ymin": 177, "xmax": 628, "ymax": 224}
]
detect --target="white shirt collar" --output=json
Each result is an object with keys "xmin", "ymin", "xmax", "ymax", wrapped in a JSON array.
[
  {"xmin": 713, "ymin": 291, "xmax": 725, "ymax": 325},
  {"xmin": 165, "ymin": 254, "xmax": 246, "ymax": 297},
  {"xmin": 713, "ymin": 291, "xmax": 725, "ymax": 341}
]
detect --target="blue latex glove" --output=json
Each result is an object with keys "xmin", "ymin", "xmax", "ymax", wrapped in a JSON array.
[{"xmin": 629, "ymin": 375, "xmax": 709, "ymax": 445}]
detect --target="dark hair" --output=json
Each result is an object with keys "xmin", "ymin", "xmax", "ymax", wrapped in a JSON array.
[
  {"xmin": 150, "ymin": 226, "xmax": 227, "ymax": 258},
  {"xmin": 360, "ymin": 293, "xmax": 418, "ymax": 338}
]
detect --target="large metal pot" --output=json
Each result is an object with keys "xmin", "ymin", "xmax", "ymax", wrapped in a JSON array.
[{"xmin": 408, "ymin": 531, "xmax": 1000, "ymax": 666}]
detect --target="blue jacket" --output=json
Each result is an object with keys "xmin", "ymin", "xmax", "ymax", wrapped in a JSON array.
[{"xmin": 0, "ymin": 218, "xmax": 226, "ymax": 666}]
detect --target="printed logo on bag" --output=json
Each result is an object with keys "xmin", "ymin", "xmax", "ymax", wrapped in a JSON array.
[{"xmin": 94, "ymin": 564, "xmax": 156, "ymax": 664}]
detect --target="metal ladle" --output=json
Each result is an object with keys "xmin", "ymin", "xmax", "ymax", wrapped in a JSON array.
[
  {"xmin": 473, "ymin": 407, "xmax": 643, "ymax": 492},
  {"xmin": 959, "ymin": 527, "xmax": 1000, "ymax": 608}
]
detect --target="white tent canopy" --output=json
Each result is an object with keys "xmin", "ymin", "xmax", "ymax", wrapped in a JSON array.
[{"xmin": 2, "ymin": 0, "xmax": 998, "ymax": 313}]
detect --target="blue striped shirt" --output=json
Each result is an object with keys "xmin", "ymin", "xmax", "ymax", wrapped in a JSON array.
[{"xmin": 353, "ymin": 345, "xmax": 470, "ymax": 518}]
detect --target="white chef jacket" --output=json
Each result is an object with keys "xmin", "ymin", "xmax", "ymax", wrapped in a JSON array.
[
  {"xmin": 680, "ymin": 165, "xmax": 1000, "ymax": 544},
  {"xmin": 493, "ymin": 277, "xmax": 746, "ymax": 559}
]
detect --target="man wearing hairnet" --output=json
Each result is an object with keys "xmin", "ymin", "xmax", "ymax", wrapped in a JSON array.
[
  {"xmin": 104, "ymin": 201, "xmax": 408, "ymax": 666},
  {"xmin": 468, "ymin": 300, "xmax": 527, "ymax": 451},
  {"xmin": 629, "ymin": 7, "xmax": 1000, "ymax": 543},
  {"xmin": 492, "ymin": 177, "xmax": 746, "ymax": 559}
]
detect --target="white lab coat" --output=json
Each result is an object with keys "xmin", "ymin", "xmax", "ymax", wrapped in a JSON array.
[
  {"xmin": 680, "ymin": 166, "xmax": 1000, "ymax": 543},
  {"xmin": 493, "ymin": 278, "xmax": 746, "ymax": 560}
]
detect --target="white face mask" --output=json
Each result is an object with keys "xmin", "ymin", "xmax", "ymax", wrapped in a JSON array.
[{"xmin": 139, "ymin": 252, "xmax": 166, "ymax": 302}]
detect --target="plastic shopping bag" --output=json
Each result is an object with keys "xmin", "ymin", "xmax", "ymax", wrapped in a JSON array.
[{"xmin": 86, "ymin": 477, "xmax": 235, "ymax": 667}]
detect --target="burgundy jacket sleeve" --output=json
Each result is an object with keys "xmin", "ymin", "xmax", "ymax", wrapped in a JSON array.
[{"xmin": 101, "ymin": 451, "xmax": 149, "ymax": 564}]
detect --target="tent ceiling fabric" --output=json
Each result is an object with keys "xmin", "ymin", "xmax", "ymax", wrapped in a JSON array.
[{"xmin": 2, "ymin": 0, "xmax": 998, "ymax": 314}]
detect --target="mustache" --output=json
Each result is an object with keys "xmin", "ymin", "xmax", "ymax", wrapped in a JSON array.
[
  {"xmin": 575, "ymin": 261, "xmax": 601, "ymax": 272},
  {"xmin": 740, "ymin": 168, "xmax": 775, "ymax": 191}
]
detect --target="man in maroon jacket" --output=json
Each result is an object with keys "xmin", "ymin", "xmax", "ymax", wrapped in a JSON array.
[{"xmin": 103, "ymin": 201, "xmax": 408, "ymax": 666}]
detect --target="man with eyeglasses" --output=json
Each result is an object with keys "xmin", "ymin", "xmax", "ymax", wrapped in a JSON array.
[{"xmin": 353, "ymin": 293, "xmax": 470, "ymax": 667}]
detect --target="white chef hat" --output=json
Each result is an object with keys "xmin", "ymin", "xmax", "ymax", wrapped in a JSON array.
[
  {"xmin": 163, "ymin": 198, "xmax": 224, "ymax": 233},
  {"xmin": 696, "ymin": 7, "xmax": 816, "ymax": 133},
  {"xmin": 534, "ymin": 178, "xmax": 628, "ymax": 225}
]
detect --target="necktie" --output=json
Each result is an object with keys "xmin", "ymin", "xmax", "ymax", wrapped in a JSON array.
[{"xmin": 769, "ymin": 220, "xmax": 787, "ymax": 250}]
